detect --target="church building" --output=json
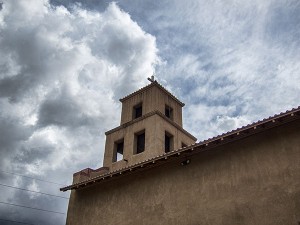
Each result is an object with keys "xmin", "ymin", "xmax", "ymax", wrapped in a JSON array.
[{"xmin": 61, "ymin": 78, "xmax": 300, "ymax": 225}]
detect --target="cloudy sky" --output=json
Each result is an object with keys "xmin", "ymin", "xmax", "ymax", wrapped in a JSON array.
[{"xmin": 0, "ymin": 0, "xmax": 299, "ymax": 224}]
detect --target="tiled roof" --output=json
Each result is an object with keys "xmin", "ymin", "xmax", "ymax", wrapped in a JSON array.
[
  {"xmin": 60, "ymin": 106, "xmax": 300, "ymax": 192},
  {"xmin": 119, "ymin": 81, "xmax": 185, "ymax": 106}
]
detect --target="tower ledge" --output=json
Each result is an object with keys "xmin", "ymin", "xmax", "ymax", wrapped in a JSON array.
[{"xmin": 105, "ymin": 110, "xmax": 197, "ymax": 141}]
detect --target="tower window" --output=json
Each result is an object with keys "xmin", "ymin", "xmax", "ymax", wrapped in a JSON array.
[
  {"xmin": 113, "ymin": 139, "xmax": 124, "ymax": 162},
  {"xmin": 165, "ymin": 105, "xmax": 173, "ymax": 120},
  {"xmin": 134, "ymin": 130, "xmax": 145, "ymax": 154},
  {"xmin": 165, "ymin": 132, "xmax": 174, "ymax": 153},
  {"xmin": 133, "ymin": 103, "xmax": 143, "ymax": 119}
]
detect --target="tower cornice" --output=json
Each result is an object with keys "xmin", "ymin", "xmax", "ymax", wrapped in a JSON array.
[
  {"xmin": 119, "ymin": 81, "xmax": 185, "ymax": 107},
  {"xmin": 105, "ymin": 110, "xmax": 197, "ymax": 141}
]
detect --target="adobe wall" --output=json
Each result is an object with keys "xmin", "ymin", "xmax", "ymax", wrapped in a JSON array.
[
  {"xmin": 103, "ymin": 113, "xmax": 196, "ymax": 171},
  {"xmin": 66, "ymin": 120, "xmax": 300, "ymax": 225},
  {"xmin": 120, "ymin": 85, "xmax": 183, "ymax": 126}
]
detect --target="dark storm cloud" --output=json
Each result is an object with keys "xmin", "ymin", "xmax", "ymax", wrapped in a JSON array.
[
  {"xmin": 0, "ymin": 74, "xmax": 35, "ymax": 102},
  {"xmin": 38, "ymin": 89, "xmax": 94, "ymax": 128},
  {"xmin": 0, "ymin": 1, "xmax": 158, "ymax": 224},
  {"xmin": 1, "ymin": 0, "xmax": 300, "ymax": 224},
  {"xmin": 0, "ymin": 117, "xmax": 33, "ymax": 166},
  {"xmin": 0, "ymin": 26, "xmax": 52, "ymax": 101},
  {"xmin": 0, "ymin": 177, "xmax": 68, "ymax": 225},
  {"xmin": 14, "ymin": 146, "xmax": 52, "ymax": 165},
  {"xmin": 51, "ymin": 0, "xmax": 110, "ymax": 11}
]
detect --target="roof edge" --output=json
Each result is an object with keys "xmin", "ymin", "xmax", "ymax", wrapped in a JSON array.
[
  {"xmin": 119, "ymin": 81, "xmax": 185, "ymax": 107},
  {"xmin": 60, "ymin": 106, "xmax": 300, "ymax": 192}
]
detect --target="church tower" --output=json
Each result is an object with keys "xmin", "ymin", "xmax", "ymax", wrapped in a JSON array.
[
  {"xmin": 71, "ymin": 78, "xmax": 197, "ymax": 184},
  {"xmin": 103, "ymin": 78, "xmax": 197, "ymax": 171}
]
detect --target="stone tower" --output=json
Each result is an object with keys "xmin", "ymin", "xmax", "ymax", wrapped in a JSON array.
[{"xmin": 103, "ymin": 79, "xmax": 197, "ymax": 171}]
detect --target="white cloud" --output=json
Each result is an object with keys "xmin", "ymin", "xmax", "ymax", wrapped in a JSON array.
[
  {"xmin": 1, "ymin": 0, "xmax": 300, "ymax": 224},
  {"xmin": 147, "ymin": 0, "xmax": 300, "ymax": 141},
  {"xmin": 0, "ymin": 0, "xmax": 159, "ymax": 224},
  {"xmin": 184, "ymin": 104, "xmax": 251, "ymax": 140}
]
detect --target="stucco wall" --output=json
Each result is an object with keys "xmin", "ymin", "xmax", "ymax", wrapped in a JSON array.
[
  {"xmin": 67, "ymin": 120, "xmax": 300, "ymax": 225},
  {"xmin": 103, "ymin": 113, "xmax": 196, "ymax": 171},
  {"xmin": 120, "ymin": 85, "xmax": 183, "ymax": 126}
]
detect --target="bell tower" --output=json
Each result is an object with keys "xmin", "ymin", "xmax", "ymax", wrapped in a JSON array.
[{"xmin": 103, "ymin": 78, "xmax": 197, "ymax": 171}]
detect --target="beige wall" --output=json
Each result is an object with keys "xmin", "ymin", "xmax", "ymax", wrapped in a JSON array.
[
  {"xmin": 104, "ymin": 113, "xmax": 196, "ymax": 171},
  {"xmin": 120, "ymin": 85, "xmax": 183, "ymax": 126},
  {"xmin": 66, "ymin": 120, "xmax": 300, "ymax": 225},
  {"xmin": 72, "ymin": 168, "xmax": 109, "ymax": 184}
]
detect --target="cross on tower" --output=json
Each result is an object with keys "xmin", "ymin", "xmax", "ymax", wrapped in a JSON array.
[{"xmin": 147, "ymin": 73, "xmax": 156, "ymax": 83}]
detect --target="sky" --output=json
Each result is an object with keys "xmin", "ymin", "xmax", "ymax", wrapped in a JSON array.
[{"xmin": 0, "ymin": 0, "xmax": 299, "ymax": 224}]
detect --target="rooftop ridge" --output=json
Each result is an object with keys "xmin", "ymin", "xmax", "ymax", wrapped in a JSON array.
[
  {"xmin": 60, "ymin": 105, "xmax": 300, "ymax": 192},
  {"xmin": 119, "ymin": 81, "xmax": 185, "ymax": 106},
  {"xmin": 201, "ymin": 106, "xmax": 300, "ymax": 143}
]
